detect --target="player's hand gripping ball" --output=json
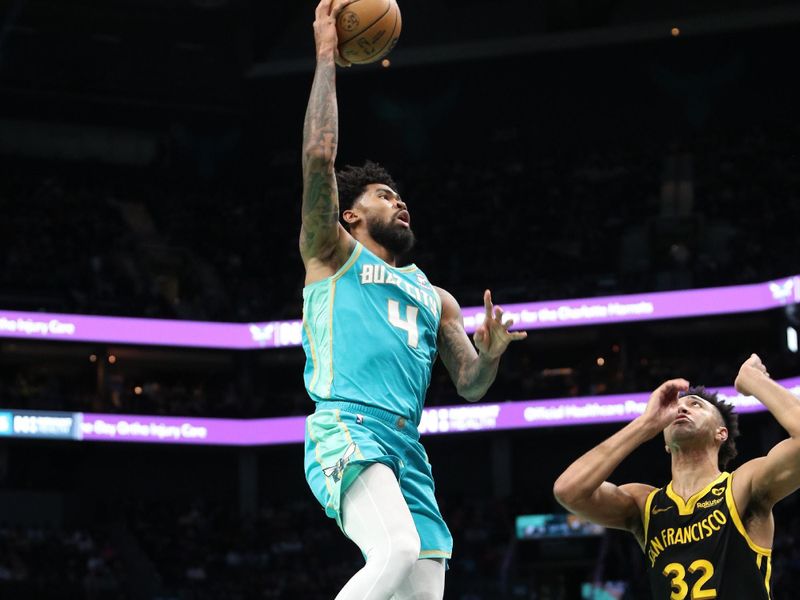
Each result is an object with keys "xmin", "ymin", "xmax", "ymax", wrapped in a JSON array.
[{"xmin": 336, "ymin": 0, "xmax": 401, "ymax": 65}]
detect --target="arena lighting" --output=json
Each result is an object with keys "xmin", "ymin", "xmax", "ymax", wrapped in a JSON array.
[
  {"xmin": 788, "ymin": 326, "xmax": 798, "ymax": 353},
  {"xmin": 1, "ymin": 376, "xmax": 799, "ymax": 446},
  {"xmin": 0, "ymin": 275, "xmax": 797, "ymax": 350}
]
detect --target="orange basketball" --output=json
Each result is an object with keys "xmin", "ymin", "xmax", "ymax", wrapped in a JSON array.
[{"xmin": 336, "ymin": 0, "xmax": 402, "ymax": 65}]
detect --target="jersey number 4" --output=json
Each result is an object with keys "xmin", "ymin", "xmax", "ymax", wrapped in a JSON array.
[
  {"xmin": 388, "ymin": 299, "xmax": 419, "ymax": 348},
  {"xmin": 663, "ymin": 559, "xmax": 716, "ymax": 599}
]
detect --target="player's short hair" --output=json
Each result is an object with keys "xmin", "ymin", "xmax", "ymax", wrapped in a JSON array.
[
  {"xmin": 682, "ymin": 386, "xmax": 740, "ymax": 470},
  {"xmin": 336, "ymin": 160, "xmax": 399, "ymax": 212}
]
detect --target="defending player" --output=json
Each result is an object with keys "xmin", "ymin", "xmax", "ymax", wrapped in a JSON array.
[
  {"xmin": 300, "ymin": 1, "xmax": 527, "ymax": 599},
  {"xmin": 554, "ymin": 354, "xmax": 800, "ymax": 599}
]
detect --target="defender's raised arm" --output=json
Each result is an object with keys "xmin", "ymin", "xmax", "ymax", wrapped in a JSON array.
[
  {"xmin": 732, "ymin": 354, "xmax": 800, "ymax": 512},
  {"xmin": 553, "ymin": 379, "xmax": 690, "ymax": 544}
]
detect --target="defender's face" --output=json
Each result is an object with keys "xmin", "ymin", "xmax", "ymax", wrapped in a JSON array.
[{"xmin": 663, "ymin": 395, "xmax": 726, "ymax": 446}]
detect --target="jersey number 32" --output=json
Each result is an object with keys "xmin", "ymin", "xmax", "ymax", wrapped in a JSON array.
[{"xmin": 663, "ymin": 559, "xmax": 717, "ymax": 599}]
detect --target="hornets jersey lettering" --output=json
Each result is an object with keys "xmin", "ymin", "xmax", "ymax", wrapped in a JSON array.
[
  {"xmin": 302, "ymin": 242, "xmax": 441, "ymax": 425},
  {"xmin": 644, "ymin": 472, "xmax": 772, "ymax": 599}
]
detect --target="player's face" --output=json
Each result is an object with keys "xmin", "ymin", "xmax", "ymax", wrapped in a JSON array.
[
  {"xmin": 358, "ymin": 183, "xmax": 415, "ymax": 254},
  {"xmin": 360, "ymin": 184, "xmax": 410, "ymax": 226},
  {"xmin": 663, "ymin": 395, "xmax": 725, "ymax": 446}
]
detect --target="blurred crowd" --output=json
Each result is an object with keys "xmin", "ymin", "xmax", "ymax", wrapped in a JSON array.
[
  {"xmin": 1, "ymin": 121, "xmax": 798, "ymax": 324},
  {"xmin": 1, "ymin": 316, "xmax": 787, "ymax": 419},
  {"xmin": 0, "ymin": 526, "xmax": 125, "ymax": 599},
  {"xmin": 1, "ymin": 119, "xmax": 798, "ymax": 419},
  {"xmin": 1, "ymin": 13, "xmax": 798, "ymax": 600},
  {"xmin": 2, "ymin": 491, "xmax": 800, "ymax": 599}
]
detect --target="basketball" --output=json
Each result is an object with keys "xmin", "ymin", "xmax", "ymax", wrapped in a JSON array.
[{"xmin": 336, "ymin": 0, "xmax": 402, "ymax": 65}]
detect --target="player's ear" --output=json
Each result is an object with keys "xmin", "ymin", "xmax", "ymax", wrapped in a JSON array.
[
  {"xmin": 342, "ymin": 208, "xmax": 359, "ymax": 226},
  {"xmin": 716, "ymin": 426, "xmax": 728, "ymax": 444},
  {"xmin": 665, "ymin": 445, "xmax": 671, "ymax": 454}
]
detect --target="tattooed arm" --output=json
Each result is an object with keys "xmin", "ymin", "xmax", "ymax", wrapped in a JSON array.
[
  {"xmin": 301, "ymin": 0, "xmax": 356, "ymax": 285},
  {"xmin": 435, "ymin": 288, "xmax": 527, "ymax": 402}
]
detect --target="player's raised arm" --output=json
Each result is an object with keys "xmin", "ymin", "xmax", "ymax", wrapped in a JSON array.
[
  {"xmin": 301, "ymin": 0, "xmax": 355, "ymax": 281},
  {"xmin": 553, "ymin": 379, "xmax": 690, "ymax": 543},
  {"xmin": 435, "ymin": 288, "xmax": 527, "ymax": 403},
  {"xmin": 732, "ymin": 354, "xmax": 800, "ymax": 510}
]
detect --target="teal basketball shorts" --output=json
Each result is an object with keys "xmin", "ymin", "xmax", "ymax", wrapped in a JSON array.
[{"xmin": 304, "ymin": 400, "xmax": 453, "ymax": 560}]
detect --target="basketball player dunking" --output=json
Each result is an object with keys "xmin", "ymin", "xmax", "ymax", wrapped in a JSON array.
[
  {"xmin": 300, "ymin": 1, "xmax": 526, "ymax": 599},
  {"xmin": 555, "ymin": 354, "xmax": 800, "ymax": 599}
]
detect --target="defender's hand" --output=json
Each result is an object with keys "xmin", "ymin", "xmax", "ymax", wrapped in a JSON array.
[
  {"xmin": 473, "ymin": 290, "xmax": 527, "ymax": 360},
  {"xmin": 640, "ymin": 378, "xmax": 691, "ymax": 436},
  {"xmin": 313, "ymin": 0, "xmax": 356, "ymax": 67},
  {"xmin": 735, "ymin": 353, "xmax": 770, "ymax": 397}
]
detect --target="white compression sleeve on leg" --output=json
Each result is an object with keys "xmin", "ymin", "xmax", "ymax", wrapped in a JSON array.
[
  {"xmin": 335, "ymin": 463, "xmax": 421, "ymax": 600},
  {"xmin": 391, "ymin": 558, "xmax": 446, "ymax": 600}
]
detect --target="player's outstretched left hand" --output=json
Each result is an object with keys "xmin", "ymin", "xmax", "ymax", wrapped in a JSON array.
[{"xmin": 473, "ymin": 289, "xmax": 527, "ymax": 360}]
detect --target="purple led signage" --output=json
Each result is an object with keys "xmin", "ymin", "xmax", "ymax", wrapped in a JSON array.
[
  {"xmin": 416, "ymin": 377, "xmax": 800, "ymax": 435},
  {"xmin": 0, "ymin": 275, "xmax": 797, "ymax": 350},
  {"xmin": 3, "ymin": 377, "xmax": 798, "ymax": 446},
  {"xmin": 78, "ymin": 413, "xmax": 305, "ymax": 446},
  {"xmin": 461, "ymin": 275, "xmax": 800, "ymax": 333},
  {"xmin": 0, "ymin": 310, "xmax": 300, "ymax": 349}
]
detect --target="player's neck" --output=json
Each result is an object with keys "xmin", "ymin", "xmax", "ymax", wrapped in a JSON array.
[
  {"xmin": 669, "ymin": 447, "xmax": 722, "ymax": 499},
  {"xmin": 355, "ymin": 233, "xmax": 398, "ymax": 266}
]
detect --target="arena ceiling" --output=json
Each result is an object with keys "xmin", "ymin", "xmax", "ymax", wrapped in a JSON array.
[{"xmin": 0, "ymin": 0, "xmax": 798, "ymax": 114}]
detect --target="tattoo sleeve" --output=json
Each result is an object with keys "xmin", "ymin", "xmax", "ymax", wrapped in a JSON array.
[
  {"xmin": 301, "ymin": 53, "xmax": 340, "ymax": 259},
  {"xmin": 438, "ymin": 318, "xmax": 499, "ymax": 402}
]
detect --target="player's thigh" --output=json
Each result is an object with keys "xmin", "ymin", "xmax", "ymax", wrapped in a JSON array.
[
  {"xmin": 398, "ymin": 442, "xmax": 453, "ymax": 558},
  {"xmin": 341, "ymin": 463, "xmax": 420, "ymax": 553}
]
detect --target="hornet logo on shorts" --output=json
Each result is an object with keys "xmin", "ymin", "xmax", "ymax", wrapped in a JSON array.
[{"xmin": 322, "ymin": 443, "xmax": 357, "ymax": 483}]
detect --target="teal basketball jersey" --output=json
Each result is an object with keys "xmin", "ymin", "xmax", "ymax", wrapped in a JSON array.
[{"xmin": 302, "ymin": 242, "xmax": 442, "ymax": 425}]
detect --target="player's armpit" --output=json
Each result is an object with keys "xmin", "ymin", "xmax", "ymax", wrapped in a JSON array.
[
  {"xmin": 301, "ymin": 222, "xmax": 355, "ymax": 285},
  {"xmin": 734, "ymin": 438, "xmax": 800, "ymax": 510}
]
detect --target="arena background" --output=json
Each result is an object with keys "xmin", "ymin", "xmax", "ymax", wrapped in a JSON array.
[{"xmin": 0, "ymin": 0, "xmax": 799, "ymax": 598}]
